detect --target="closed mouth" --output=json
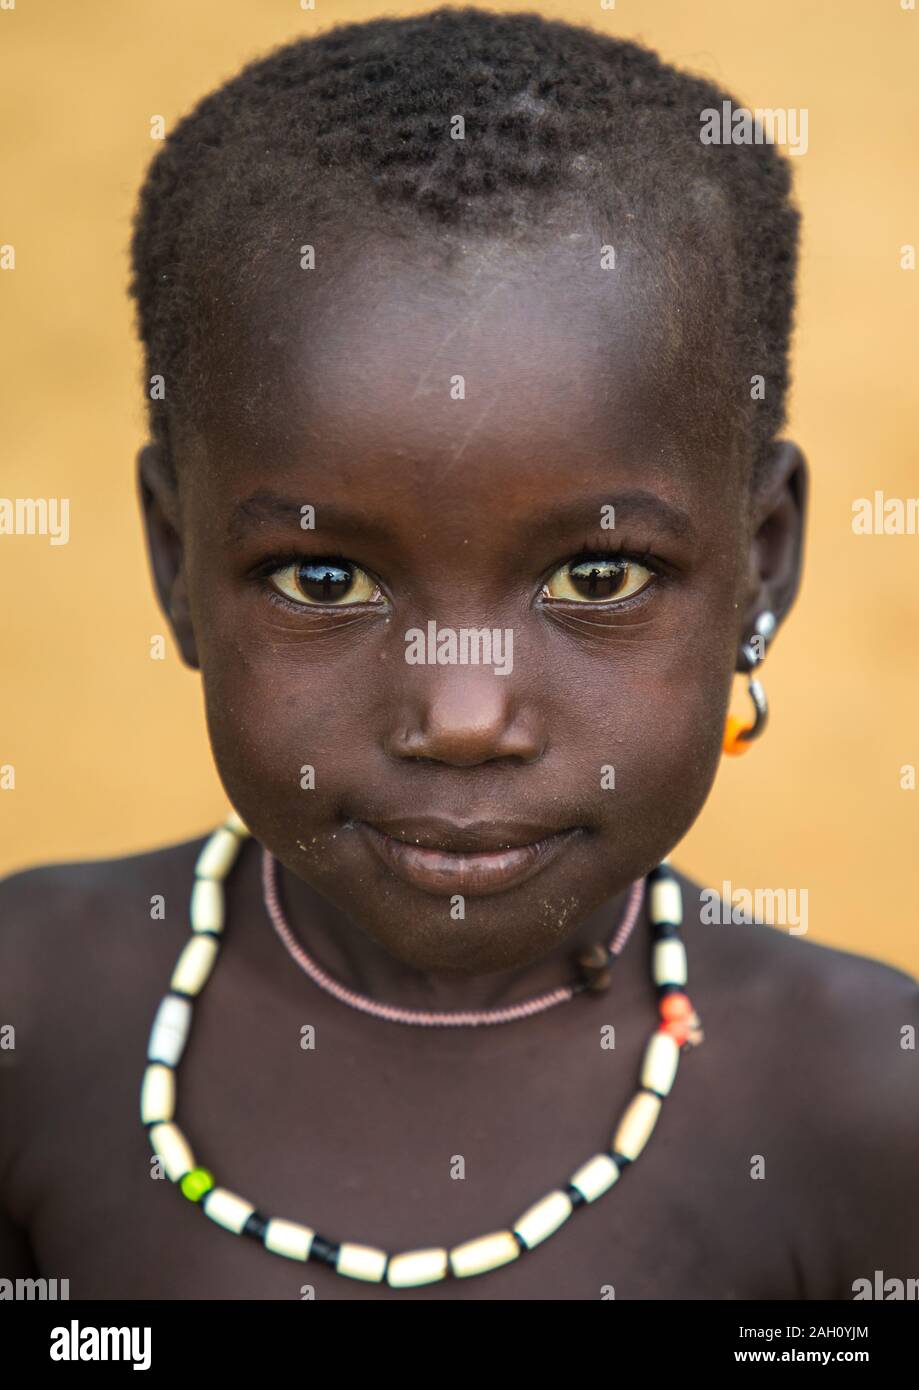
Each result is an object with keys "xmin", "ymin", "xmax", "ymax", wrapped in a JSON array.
[{"xmin": 354, "ymin": 820, "xmax": 584, "ymax": 897}]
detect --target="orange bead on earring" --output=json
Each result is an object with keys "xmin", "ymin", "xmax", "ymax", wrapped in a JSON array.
[
  {"xmin": 723, "ymin": 712, "xmax": 756, "ymax": 756},
  {"xmin": 722, "ymin": 611, "xmax": 775, "ymax": 756}
]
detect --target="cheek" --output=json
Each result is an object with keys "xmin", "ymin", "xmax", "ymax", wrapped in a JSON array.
[
  {"xmin": 561, "ymin": 640, "xmax": 735, "ymax": 866},
  {"xmin": 196, "ymin": 637, "xmax": 366, "ymax": 846}
]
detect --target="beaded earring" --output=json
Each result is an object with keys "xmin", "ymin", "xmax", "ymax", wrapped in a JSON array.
[{"xmin": 723, "ymin": 610, "xmax": 775, "ymax": 756}]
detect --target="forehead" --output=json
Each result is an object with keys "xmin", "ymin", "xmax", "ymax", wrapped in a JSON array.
[{"xmin": 181, "ymin": 229, "xmax": 739, "ymax": 527}]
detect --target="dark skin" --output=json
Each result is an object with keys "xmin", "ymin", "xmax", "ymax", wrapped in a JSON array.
[{"xmin": 1, "ymin": 232, "xmax": 918, "ymax": 1300}]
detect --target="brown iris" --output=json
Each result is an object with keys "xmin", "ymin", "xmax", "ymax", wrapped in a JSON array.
[
  {"xmin": 270, "ymin": 558, "xmax": 380, "ymax": 606},
  {"xmin": 543, "ymin": 555, "xmax": 652, "ymax": 603}
]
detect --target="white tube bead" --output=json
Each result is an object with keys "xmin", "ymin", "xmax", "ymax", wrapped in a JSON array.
[
  {"xmin": 336, "ymin": 1243, "xmax": 388, "ymax": 1282},
  {"xmin": 449, "ymin": 1230, "xmax": 520, "ymax": 1279},
  {"xmin": 224, "ymin": 809, "xmax": 249, "ymax": 837},
  {"xmin": 513, "ymin": 1190, "xmax": 573, "ymax": 1249},
  {"xmin": 612, "ymin": 1090, "xmax": 663, "ymax": 1161},
  {"xmin": 653, "ymin": 938, "xmax": 687, "ymax": 987},
  {"xmin": 191, "ymin": 878, "xmax": 224, "ymax": 934},
  {"xmin": 195, "ymin": 827, "xmax": 244, "ymax": 881},
  {"xmin": 147, "ymin": 993, "xmax": 193, "ymax": 1066},
  {"xmin": 264, "ymin": 1218, "xmax": 315, "ymax": 1262},
  {"xmin": 170, "ymin": 935, "xmax": 219, "ymax": 997},
  {"xmin": 640, "ymin": 1030, "xmax": 680, "ymax": 1097},
  {"xmin": 568, "ymin": 1153, "xmax": 620, "ymax": 1203},
  {"xmin": 203, "ymin": 1187, "xmax": 255, "ymax": 1234},
  {"xmin": 140, "ymin": 1063, "xmax": 175, "ymax": 1124},
  {"xmin": 386, "ymin": 1248, "xmax": 449, "ymax": 1288},
  {"xmin": 149, "ymin": 1121, "xmax": 195, "ymax": 1181},
  {"xmin": 650, "ymin": 878, "xmax": 682, "ymax": 926}
]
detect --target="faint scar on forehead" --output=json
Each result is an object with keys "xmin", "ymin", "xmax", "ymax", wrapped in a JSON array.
[
  {"xmin": 440, "ymin": 395, "xmax": 504, "ymax": 480},
  {"xmin": 408, "ymin": 278, "xmax": 505, "ymax": 403}
]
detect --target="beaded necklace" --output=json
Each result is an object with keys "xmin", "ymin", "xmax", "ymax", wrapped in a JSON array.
[
  {"xmin": 261, "ymin": 845, "xmax": 648, "ymax": 1025},
  {"xmin": 141, "ymin": 812, "xmax": 703, "ymax": 1288}
]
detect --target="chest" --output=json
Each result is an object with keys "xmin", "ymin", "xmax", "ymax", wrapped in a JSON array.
[{"xmin": 22, "ymin": 989, "xmax": 804, "ymax": 1299}]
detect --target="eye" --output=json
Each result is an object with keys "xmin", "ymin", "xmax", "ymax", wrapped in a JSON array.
[
  {"xmin": 541, "ymin": 553, "xmax": 654, "ymax": 604},
  {"xmin": 268, "ymin": 557, "xmax": 382, "ymax": 607}
]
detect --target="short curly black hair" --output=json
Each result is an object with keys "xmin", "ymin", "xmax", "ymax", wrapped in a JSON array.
[{"xmin": 128, "ymin": 6, "xmax": 800, "ymax": 487}]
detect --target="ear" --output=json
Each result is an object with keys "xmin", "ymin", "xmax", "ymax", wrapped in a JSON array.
[
  {"xmin": 136, "ymin": 441, "xmax": 200, "ymax": 670},
  {"xmin": 737, "ymin": 439, "xmax": 808, "ymax": 665}
]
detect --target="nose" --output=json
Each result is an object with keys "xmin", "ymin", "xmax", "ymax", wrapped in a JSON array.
[{"xmin": 386, "ymin": 664, "xmax": 545, "ymax": 767}]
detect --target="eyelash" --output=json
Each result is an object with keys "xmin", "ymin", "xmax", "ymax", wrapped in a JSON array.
[
  {"xmin": 251, "ymin": 540, "xmax": 668, "ymax": 614},
  {"xmin": 537, "ymin": 536, "xmax": 666, "ymax": 611},
  {"xmin": 249, "ymin": 553, "xmax": 381, "ymax": 616},
  {"xmin": 562, "ymin": 534, "xmax": 660, "ymax": 573}
]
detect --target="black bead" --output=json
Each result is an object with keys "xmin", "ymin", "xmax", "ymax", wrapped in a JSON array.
[
  {"xmin": 566, "ymin": 1184, "xmax": 586, "ymax": 1209},
  {"xmin": 243, "ymin": 1211, "xmax": 269, "ymax": 1241},
  {"xmin": 512, "ymin": 1230, "xmax": 528, "ymax": 1253},
  {"xmin": 309, "ymin": 1234, "xmax": 340, "ymax": 1267},
  {"xmin": 656, "ymin": 981, "xmax": 685, "ymax": 997},
  {"xmin": 610, "ymin": 1151, "xmax": 631, "ymax": 1169},
  {"xmin": 653, "ymin": 921, "xmax": 681, "ymax": 939},
  {"xmin": 647, "ymin": 864, "xmax": 676, "ymax": 886}
]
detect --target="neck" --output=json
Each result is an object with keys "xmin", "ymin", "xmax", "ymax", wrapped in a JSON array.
[{"xmin": 246, "ymin": 843, "xmax": 650, "ymax": 1016}]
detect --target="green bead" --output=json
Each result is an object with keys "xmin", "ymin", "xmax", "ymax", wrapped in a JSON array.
[{"xmin": 181, "ymin": 1167, "xmax": 215, "ymax": 1202}]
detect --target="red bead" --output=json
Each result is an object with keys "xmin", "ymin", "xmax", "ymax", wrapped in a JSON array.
[
  {"xmin": 660, "ymin": 993, "xmax": 692, "ymax": 1021},
  {"xmin": 661, "ymin": 1019, "xmax": 690, "ymax": 1045}
]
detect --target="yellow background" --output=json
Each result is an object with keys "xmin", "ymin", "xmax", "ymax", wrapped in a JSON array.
[{"xmin": 2, "ymin": 1, "xmax": 917, "ymax": 974}]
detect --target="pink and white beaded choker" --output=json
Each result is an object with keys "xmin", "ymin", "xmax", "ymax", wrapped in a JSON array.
[
  {"xmin": 141, "ymin": 811, "xmax": 704, "ymax": 1289},
  {"xmin": 261, "ymin": 837, "xmax": 647, "ymax": 1027}
]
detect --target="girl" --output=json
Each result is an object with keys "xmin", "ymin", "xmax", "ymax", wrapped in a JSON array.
[{"xmin": 2, "ymin": 7, "xmax": 916, "ymax": 1301}]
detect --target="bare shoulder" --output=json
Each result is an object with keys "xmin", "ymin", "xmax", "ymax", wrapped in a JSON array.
[
  {"xmin": 0, "ymin": 832, "xmax": 207, "ymax": 912},
  {"xmin": 0, "ymin": 833, "xmax": 210, "ymax": 1053},
  {"xmin": 676, "ymin": 867, "xmax": 919, "ymax": 1285},
  {"xmin": 675, "ymin": 865, "xmax": 919, "ymax": 1111},
  {"xmin": 674, "ymin": 864, "xmax": 919, "ymax": 1019},
  {"xmin": 0, "ymin": 834, "xmax": 212, "ymax": 1273}
]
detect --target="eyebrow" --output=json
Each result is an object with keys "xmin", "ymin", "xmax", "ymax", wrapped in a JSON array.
[
  {"xmin": 226, "ymin": 487, "xmax": 695, "ymax": 545},
  {"xmin": 525, "ymin": 490, "xmax": 696, "ymax": 544},
  {"xmin": 226, "ymin": 492, "xmax": 388, "ymax": 545}
]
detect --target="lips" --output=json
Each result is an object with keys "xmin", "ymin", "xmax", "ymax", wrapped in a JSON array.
[{"xmin": 354, "ymin": 818, "xmax": 584, "ymax": 897}]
